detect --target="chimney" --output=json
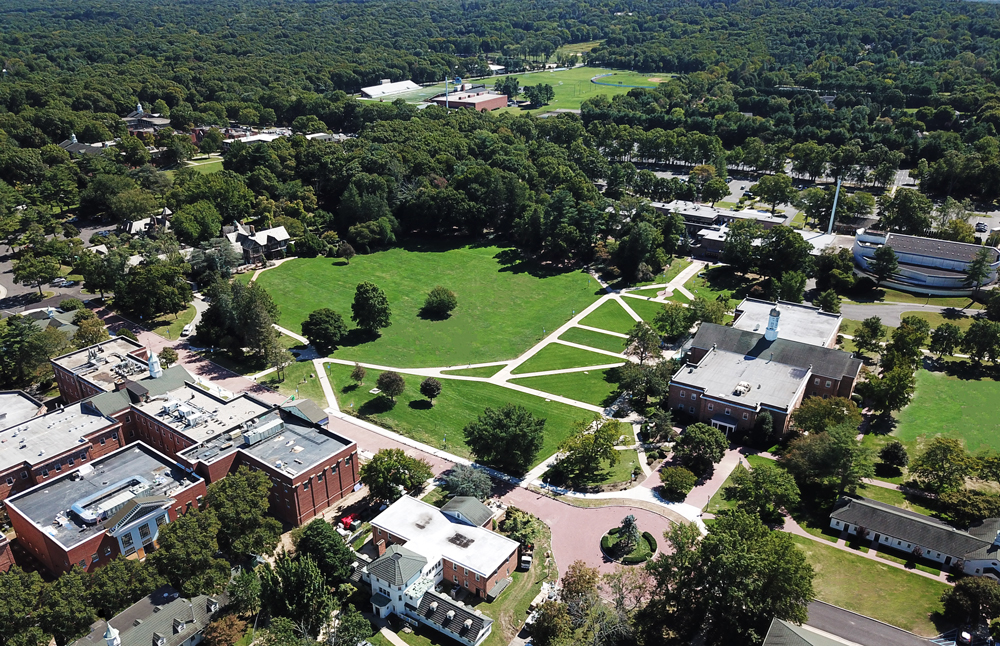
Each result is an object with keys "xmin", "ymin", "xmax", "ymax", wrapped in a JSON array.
[
  {"xmin": 764, "ymin": 307, "xmax": 780, "ymax": 341},
  {"xmin": 376, "ymin": 539, "xmax": 386, "ymax": 557}
]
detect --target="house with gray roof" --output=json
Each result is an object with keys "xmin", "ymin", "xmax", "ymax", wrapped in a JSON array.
[
  {"xmin": 70, "ymin": 585, "xmax": 224, "ymax": 646},
  {"xmin": 224, "ymin": 221, "xmax": 289, "ymax": 263},
  {"xmin": 441, "ymin": 497, "xmax": 494, "ymax": 528},
  {"xmin": 830, "ymin": 496, "xmax": 1000, "ymax": 578}
]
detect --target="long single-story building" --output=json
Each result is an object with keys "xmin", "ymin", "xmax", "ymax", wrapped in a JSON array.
[
  {"xmin": 853, "ymin": 229, "xmax": 1000, "ymax": 293},
  {"xmin": 830, "ymin": 496, "xmax": 1000, "ymax": 578}
]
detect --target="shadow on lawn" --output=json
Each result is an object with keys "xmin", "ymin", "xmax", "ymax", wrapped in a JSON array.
[{"xmin": 923, "ymin": 356, "xmax": 998, "ymax": 381}]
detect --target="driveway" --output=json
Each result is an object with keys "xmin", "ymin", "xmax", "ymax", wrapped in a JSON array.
[{"xmin": 839, "ymin": 301, "xmax": 964, "ymax": 327}]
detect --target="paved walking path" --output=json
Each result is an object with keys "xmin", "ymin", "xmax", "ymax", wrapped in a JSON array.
[
  {"xmin": 248, "ymin": 256, "xmax": 298, "ymax": 283},
  {"xmin": 273, "ymin": 323, "xmax": 308, "ymax": 344}
]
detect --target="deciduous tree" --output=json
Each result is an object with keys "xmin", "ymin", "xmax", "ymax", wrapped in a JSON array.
[
  {"xmin": 673, "ymin": 423, "xmax": 728, "ymax": 477},
  {"xmin": 443, "ymin": 464, "xmax": 493, "ymax": 500},
  {"xmin": 302, "ymin": 308, "xmax": 348, "ymax": 355},
  {"xmin": 422, "ymin": 286, "xmax": 458, "ymax": 318},
  {"xmin": 652, "ymin": 302, "xmax": 691, "ymax": 341},
  {"xmin": 148, "ymin": 508, "xmax": 231, "ymax": 597},
  {"xmin": 723, "ymin": 462, "xmax": 800, "ymax": 522},
  {"xmin": 930, "ymin": 323, "xmax": 963, "ymax": 359},
  {"xmin": 782, "ymin": 423, "xmax": 874, "ymax": 494},
  {"xmin": 260, "ymin": 554, "xmax": 334, "ymax": 638},
  {"xmin": 625, "ymin": 321, "xmax": 661, "ymax": 365},
  {"xmin": 852, "ymin": 316, "xmax": 886, "ymax": 356},
  {"xmin": 295, "ymin": 519, "xmax": 353, "ymax": 586},
  {"xmin": 375, "ymin": 371, "xmax": 405, "ymax": 402},
  {"xmin": 463, "ymin": 404, "xmax": 545, "ymax": 476},
  {"xmin": 419, "ymin": 377, "xmax": 442, "ymax": 404},
  {"xmin": 911, "ymin": 437, "xmax": 977, "ymax": 492},
  {"xmin": 868, "ymin": 244, "xmax": 899, "ymax": 286},
  {"xmin": 791, "ymin": 397, "xmax": 861, "ymax": 434},
  {"xmin": 359, "ymin": 448, "xmax": 433, "ymax": 503},
  {"xmin": 205, "ymin": 466, "xmax": 282, "ymax": 560},
  {"xmin": 351, "ymin": 281, "xmax": 391, "ymax": 333}
]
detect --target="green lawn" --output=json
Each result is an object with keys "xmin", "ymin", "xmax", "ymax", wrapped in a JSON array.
[
  {"xmin": 894, "ymin": 369, "xmax": 1000, "ymax": 454},
  {"xmin": 439, "ymin": 365, "xmax": 505, "ymax": 378},
  {"xmin": 790, "ymin": 535, "xmax": 948, "ymax": 636},
  {"xmin": 901, "ymin": 310, "xmax": 977, "ymax": 332},
  {"xmin": 872, "ymin": 547, "xmax": 942, "ymax": 576},
  {"xmin": 149, "ymin": 305, "xmax": 196, "ymax": 340},
  {"xmin": 703, "ymin": 455, "xmax": 775, "ymax": 514},
  {"xmin": 253, "ymin": 244, "xmax": 600, "ymax": 368},
  {"xmin": 580, "ymin": 300, "xmax": 638, "ymax": 334},
  {"xmin": 857, "ymin": 484, "xmax": 936, "ymax": 517},
  {"xmin": 619, "ymin": 296, "xmax": 667, "ymax": 325},
  {"xmin": 627, "ymin": 287, "xmax": 691, "ymax": 303},
  {"xmin": 260, "ymin": 360, "xmax": 328, "ymax": 406},
  {"xmin": 509, "ymin": 369, "xmax": 617, "ymax": 407},
  {"xmin": 558, "ymin": 327, "xmax": 626, "ymax": 353},
  {"xmin": 683, "ymin": 266, "xmax": 757, "ymax": 302},
  {"xmin": 188, "ymin": 159, "xmax": 223, "ymax": 174},
  {"xmin": 844, "ymin": 286, "xmax": 981, "ymax": 309},
  {"xmin": 327, "ymin": 363, "xmax": 590, "ymax": 465},
  {"xmin": 551, "ymin": 448, "xmax": 639, "ymax": 487},
  {"xmin": 510, "ymin": 343, "xmax": 623, "ymax": 375},
  {"xmin": 551, "ymin": 40, "xmax": 603, "ymax": 60},
  {"xmin": 497, "ymin": 67, "xmax": 661, "ymax": 114}
]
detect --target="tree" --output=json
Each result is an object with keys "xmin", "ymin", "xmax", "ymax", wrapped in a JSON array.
[
  {"xmin": 302, "ymin": 308, "xmax": 348, "ymax": 355},
  {"xmin": 444, "ymin": 464, "xmax": 493, "ymax": 500},
  {"xmin": 852, "ymin": 316, "xmax": 886, "ymax": 356},
  {"xmin": 562, "ymin": 560, "xmax": 600, "ymax": 626},
  {"xmin": 791, "ymin": 397, "xmax": 861, "ymax": 434},
  {"xmin": 0, "ymin": 316, "xmax": 47, "ymax": 388},
  {"xmin": 87, "ymin": 557, "xmax": 162, "ymax": 619},
  {"xmin": 673, "ymin": 423, "xmax": 728, "ymax": 477},
  {"xmin": 463, "ymin": 404, "xmax": 545, "ymax": 476},
  {"xmin": 689, "ymin": 296, "xmax": 727, "ymax": 324},
  {"xmin": 375, "ymin": 371, "xmax": 405, "ymax": 402},
  {"xmin": 868, "ymin": 245, "xmax": 899, "ymax": 286},
  {"xmin": 723, "ymin": 463, "xmax": 800, "ymax": 522},
  {"xmin": 206, "ymin": 466, "xmax": 282, "ymax": 559},
  {"xmin": 814, "ymin": 289, "xmax": 841, "ymax": 313},
  {"xmin": 72, "ymin": 317, "xmax": 110, "ymax": 349},
  {"xmin": 148, "ymin": 508, "xmax": 231, "ymax": 597},
  {"xmin": 778, "ymin": 271, "xmax": 807, "ymax": 303},
  {"xmin": 203, "ymin": 616, "xmax": 248, "ymax": 646},
  {"xmin": 419, "ymin": 377, "xmax": 442, "ymax": 404},
  {"xmin": 965, "ymin": 246, "xmax": 995, "ymax": 295},
  {"xmin": 942, "ymin": 578, "xmax": 1000, "ymax": 626},
  {"xmin": 910, "ymin": 437, "xmax": 977, "ymax": 492},
  {"xmin": 720, "ymin": 219, "xmax": 760, "ymax": 275},
  {"xmin": 652, "ymin": 303, "xmax": 692, "ymax": 342},
  {"xmin": 637, "ymin": 510, "xmax": 813, "ymax": 646},
  {"xmin": 930, "ymin": 323, "xmax": 963, "ymax": 359},
  {"xmin": 523, "ymin": 84, "xmax": 555, "ymax": 106},
  {"xmin": 155, "ymin": 347, "xmax": 178, "ymax": 369},
  {"xmin": 939, "ymin": 490, "xmax": 1000, "ymax": 527},
  {"xmin": 531, "ymin": 601, "xmax": 572, "ymax": 646},
  {"xmin": 557, "ymin": 417, "xmax": 623, "ymax": 480},
  {"xmin": 260, "ymin": 554, "xmax": 334, "ymax": 638},
  {"xmin": 752, "ymin": 173, "xmax": 796, "ymax": 214},
  {"xmin": 258, "ymin": 617, "xmax": 307, "ymax": 646},
  {"xmin": 872, "ymin": 445, "xmax": 909, "ymax": 478},
  {"xmin": 701, "ymin": 177, "xmax": 730, "ymax": 206},
  {"xmin": 962, "ymin": 319, "xmax": 1000, "ymax": 364},
  {"xmin": 228, "ymin": 567, "xmax": 262, "ymax": 617},
  {"xmin": 295, "ymin": 519, "xmax": 353, "ymax": 586},
  {"xmin": 625, "ymin": 321, "xmax": 661, "ymax": 365},
  {"xmin": 199, "ymin": 128, "xmax": 224, "ymax": 155},
  {"xmin": 601, "ymin": 565, "xmax": 654, "ymax": 616},
  {"xmin": 338, "ymin": 242, "xmax": 356, "ymax": 264},
  {"xmin": 759, "ymin": 226, "xmax": 814, "ymax": 279},
  {"xmin": 617, "ymin": 515, "xmax": 642, "ymax": 554},
  {"xmin": 878, "ymin": 188, "xmax": 932, "ymax": 235},
  {"xmin": 422, "ymin": 286, "xmax": 458, "ymax": 318},
  {"xmin": 328, "ymin": 604, "xmax": 372, "ymax": 646},
  {"xmin": 359, "ymin": 448, "xmax": 433, "ymax": 503},
  {"xmin": 501, "ymin": 506, "xmax": 542, "ymax": 548},
  {"xmin": 350, "ymin": 363, "xmax": 365, "ymax": 386},
  {"xmin": 782, "ymin": 423, "xmax": 874, "ymax": 494},
  {"xmin": 856, "ymin": 365, "xmax": 916, "ymax": 416},
  {"xmin": 0, "ymin": 567, "xmax": 46, "ymax": 646},
  {"xmin": 351, "ymin": 281, "xmax": 391, "ymax": 333},
  {"xmin": 12, "ymin": 252, "xmax": 60, "ymax": 296}
]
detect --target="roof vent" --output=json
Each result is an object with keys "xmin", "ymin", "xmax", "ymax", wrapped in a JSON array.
[
  {"xmin": 447, "ymin": 610, "xmax": 456, "ymax": 620},
  {"xmin": 430, "ymin": 601, "xmax": 438, "ymax": 611},
  {"xmin": 464, "ymin": 619, "xmax": 473, "ymax": 629}
]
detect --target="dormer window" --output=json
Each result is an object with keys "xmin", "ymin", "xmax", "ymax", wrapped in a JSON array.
[{"xmin": 173, "ymin": 618, "xmax": 186, "ymax": 634}]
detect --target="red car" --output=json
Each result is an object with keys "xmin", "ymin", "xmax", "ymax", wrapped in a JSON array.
[{"xmin": 340, "ymin": 513, "xmax": 359, "ymax": 530}]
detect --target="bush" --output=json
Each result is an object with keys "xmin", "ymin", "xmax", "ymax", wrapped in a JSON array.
[
  {"xmin": 59, "ymin": 298, "xmax": 84, "ymax": 311},
  {"xmin": 659, "ymin": 466, "xmax": 697, "ymax": 500},
  {"xmin": 422, "ymin": 286, "xmax": 458, "ymax": 318},
  {"xmin": 608, "ymin": 527, "xmax": 620, "ymax": 535},
  {"xmin": 117, "ymin": 328, "xmax": 138, "ymax": 341},
  {"xmin": 642, "ymin": 531, "xmax": 657, "ymax": 553}
]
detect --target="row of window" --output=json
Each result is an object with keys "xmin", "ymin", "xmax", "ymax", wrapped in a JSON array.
[
  {"xmin": 674, "ymin": 399, "xmax": 750, "ymax": 421},
  {"xmin": 813, "ymin": 378, "xmax": 833, "ymax": 388}
]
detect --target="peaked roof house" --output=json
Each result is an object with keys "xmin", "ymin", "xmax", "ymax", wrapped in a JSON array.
[
  {"xmin": 830, "ymin": 496, "xmax": 1000, "ymax": 578},
  {"xmin": 224, "ymin": 221, "xmax": 290, "ymax": 263},
  {"xmin": 361, "ymin": 496, "xmax": 520, "ymax": 646},
  {"xmin": 70, "ymin": 586, "xmax": 224, "ymax": 646}
]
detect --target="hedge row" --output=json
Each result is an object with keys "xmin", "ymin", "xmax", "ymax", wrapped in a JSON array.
[{"xmin": 642, "ymin": 531, "xmax": 658, "ymax": 553}]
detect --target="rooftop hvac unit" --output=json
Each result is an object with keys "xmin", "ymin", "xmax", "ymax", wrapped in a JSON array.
[{"xmin": 733, "ymin": 381, "xmax": 752, "ymax": 396}]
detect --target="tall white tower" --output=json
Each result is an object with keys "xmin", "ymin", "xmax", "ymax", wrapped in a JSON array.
[
  {"xmin": 136, "ymin": 101, "xmax": 143, "ymax": 116},
  {"xmin": 148, "ymin": 352, "xmax": 163, "ymax": 379},
  {"xmin": 104, "ymin": 623, "xmax": 121, "ymax": 646},
  {"xmin": 764, "ymin": 307, "xmax": 781, "ymax": 341}
]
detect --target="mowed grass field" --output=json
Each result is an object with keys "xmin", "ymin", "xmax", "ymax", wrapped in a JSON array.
[
  {"xmin": 894, "ymin": 369, "xmax": 1000, "ymax": 453},
  {"xmin": 558, "ymin": 327, "xmax": 626, "ymax": 353},
  {"xmin": 325, "ymin": 363, "xmax": 590, "ymax": 465},
  {"xmin": 510, "ymin": 343, "xmax": 623, "ymax": 375},
  {"xmin": 580, "ymin": 299, "xmax": 638, "ymax": 334},
  {"xmin": 253, "ymin": 244, "xmax": 600, "ymax": 367},
  {"xmin": 790, "ymin": 535, "xmax": 947, "ymax": 636},
  {"xmin": 509, "ymin": 369, "xmax": 617, "ymax": 407},
  {"xmin": 498, "ymin": 67, "xmax": 665, "ymax": 114}
]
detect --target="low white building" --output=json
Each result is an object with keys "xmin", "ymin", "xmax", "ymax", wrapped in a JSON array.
[
  {"xmin": 830, "ymin": 497, "xmax": 1000, "ymax": 578},
  {"xmin": 360, "ymin": 80, "xmax": 421, "ymax": 99}
]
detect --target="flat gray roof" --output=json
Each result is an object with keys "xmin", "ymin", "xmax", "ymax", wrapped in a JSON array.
[
  {"xmin": 180, "ymin": 408, "xmax": 352, "ymax": 478},
  {"xmin": 733, "ymin": 298, "xmax": 841, "ymax": 348},
  {"xmin": 0, "ymin": 392, "xmax": 42, "ymax": 432},
  {"xmin": 7, "ymin": 443, "xmax": 202, "ymax": 549},
  {"xmin": 132, "ymin": 384, "xmax": 270, "ymax": 442},
  {"xmin": 673, "ymin": 348, "xmax": 809, "ymax": 411},
  {"xmin": 887, "ymin": 233, "xmax": 1000, "ymax": 264},
  {"xmin": 0, "ymin": 403, "xmax": 117, "ymax": 473},
  {"xmin": 52, "ymin": 338, "xmax": 148, "ymax": 392}
]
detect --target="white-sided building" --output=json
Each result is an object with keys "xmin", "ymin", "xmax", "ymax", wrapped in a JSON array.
[{"xmin": 360, "ymin": 80, "xmax": 421, "ymax": 99}]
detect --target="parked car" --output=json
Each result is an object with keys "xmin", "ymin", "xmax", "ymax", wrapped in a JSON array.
[
  {"xmin": 50, "ymin": 278, "xmax": 67, "ymax": 286},
  {"xmin": 181, "ymin": 324, "xmax": 193, "ymax": 336},
  {"xmin": 61, "ymin": 280, "xmax": 76, "ymax": 287},
  {"xmin": 957, "ymin": 630, "xmax": 972, "ymax": 645},
  {"xmin": 976, "ymin": 222, "xmax": 989, "ymax": 233},
  {"xmin": 520, "ymin": 553, "xmax": 533, "ymax": 570}
]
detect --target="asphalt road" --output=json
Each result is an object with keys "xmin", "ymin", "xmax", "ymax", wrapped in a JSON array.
[
  {"xmin": 839, "ymin": 302, "xmax": 966, "ymax": 327},
  {"xmin": 806, "ymin": 601, "xmax": 933, "ymax": 646}
]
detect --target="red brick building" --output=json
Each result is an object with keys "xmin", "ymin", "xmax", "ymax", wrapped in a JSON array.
[
  {"xmin": 51, "ymin": 337, "xmax": 151, "ymax": 404},
  {"xmin": 6, "ymin": 443, "xmax": 205, "ymax": 575},
  {"xmin": 430, "ymin": 90, "xmax": 507, "ymax": 112}
]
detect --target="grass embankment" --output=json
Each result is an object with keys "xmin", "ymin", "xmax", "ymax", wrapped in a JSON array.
[
  {"xmin": 325, "ymin": 363, "xmax": 590, "ymax": 466},
  {"xmin": 149, "ymin": 305, "xmax": 196, "ymax": 340},
  {"xmin": 253, "ymin": 244, "xmax": 600, "ymax": 368}
]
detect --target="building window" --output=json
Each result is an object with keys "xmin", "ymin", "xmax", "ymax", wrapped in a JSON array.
[
  {"xmin": 825, "ymin": 381, "xmax": 832, "ymax": 388},
  {"xmin": 139, "ymin": 524, "xmax": 151, "ymax": 540},
  {"xmin": 691, "ymin": 393, "xmax": 697, "ymax": 400},
  {"xmin": 100, "ymin": 438, "xmax": 105, "ymax": 445},
  {"xmin": 4, "ymin": 477, "xmax": 12, "ymax": 486},
  {"xmin": 156, "ymin": 515, "xmax": 167, "ymax": 527},
  {"xmin": 707, "ymin": 404, "xmax": 713, "ymax": 411},
  {"xmin": 724, "ymin": 408, "xmax": 731, "ymax": 416},
  {"xmin": 41, "ymin": 469, "xmax": 48, "ymax": 477},
  {"xmin": 680, "ymin": 391, "xmax": 686, "ymax": 398},
  {"xmin": 79, "ymin": 560, "xmax": 86, "ymax": 568},
  {"xmin": 68, "ymin": 458, "xmax": 74, "ymax": 466},
  {"xmin": 129, "ymin": 430, "xmax": 135, "ymax": 438},
  {"xmin": 454, "ymin": 575, "xmax": 458, "ymax": 583},
  {"xmin": 318, "ymin": 474, "xmax": 324, "ymax": 481},
  {"xmin": 453, "ymin": 563, "xmax": 457, "ymax": 570},
  {"xmin": 105, "ymin": 547, "xmax": 112, "ymax": 556},
  {"xmin": 55, "ymin": 464, "xmax": 61, "ymax": 472},
  {"xmin": 476, "ymin": 574, "xmax": 480, "ymax": 581},
  {"xmin": 123, "ymin": 547, "xmax": 135, "ymax": 557},
  {"xmin": 742, "ymin": 413, "xmax": 748, "ymax": 420},
  {"xmin": 125, "ymin": 416, "xmax": 131, "ymax": 423},
  {"xmin": 813, "ymin": 378, "xmax": 820, "ymax": 385},
  {"xmin": 92, "ymin": 554, "xmax": 99, "ymax": 563},
  {"xmin": 811, "ymin": 391, "xmax": 817, "ymax": 396},
  {"xmin": 689, "ymin": 406, "xmax": 695, "ymax": 413},
  {"xmin": 303, "ymin": 483, "xmax": 309, "ymax": 490},
  {"xmin": 20, "ymin": 471, "xmax": 26, "ymax": 479}
]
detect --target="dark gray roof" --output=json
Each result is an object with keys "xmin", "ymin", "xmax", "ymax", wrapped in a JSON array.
[
  {"xmin": 966, "ymin": 518, "xmax": 1000, "ymax": 559},
  {"xmin": 86, "ymin": 365, "xmax": 195, "ymax": 415},
  {"xmin": 414, "ymin": 590, "xmax": 491, "ymax": 641},
  {"xmin": 441, "ymin": 497, "xmax": 493, "ymax": 528},
  {"xmin": 70, "ymin": 586, "xmax": 225, "ymax": 646},
  {"xmin": 368, "ymin": 545, "xmax": 427, "ymax": 586},
  {"xmin": 282, "ymin": 398, "xmax": 328, "ymax": 425},
  {"xmin": 763, "ymin": 619, "xmax": 846, "ymax": 646},
  {"xmin": 830, "ymin": 497, "xmax": 990, "ymax": 558},
  {"xmin": 690, "ymin": 324, "xmax": 862, "ymax": 380},
  {"xmin": 886, "ymin": 233, "xmax": 1000, "ymax": 264},
  {"xmin": 371, "ymin": 593, "xmax": 391, "ymax": 607}
]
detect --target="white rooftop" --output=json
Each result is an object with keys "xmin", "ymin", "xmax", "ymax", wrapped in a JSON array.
[
  {"xmin": 673, "ymin": 348, "xmax": 810, "ymax": 412},
  {"xmin": 371, "ymin": 496, "xmax": 519, "ymax": 577},
  {"xmin": 0, "ymin": 403, "xmax": 117, "ymax": 473},
  {"xmin": 361, "ymin": 80, "xmax": 421, "ymax": 98},
  {"xmin": 733, "ymin": 298, "xmax": 842, "ymax": 348},
  {"xmin": 132, "ymin": 383, "xmax": 270, "ymax": 440},
  {"xmin": 0, "ymin": 392, "xmax": 42, "ymax": 432}
]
